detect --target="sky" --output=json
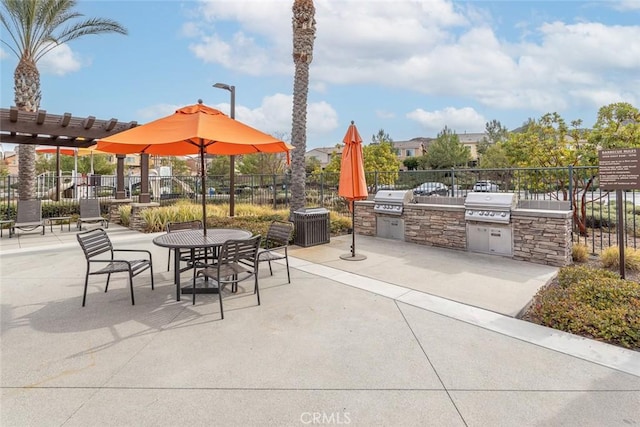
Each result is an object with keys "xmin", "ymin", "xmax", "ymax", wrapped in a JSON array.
[{"xmin": 1, "ymin": 0, "xmax": 639, "ymax": 151}]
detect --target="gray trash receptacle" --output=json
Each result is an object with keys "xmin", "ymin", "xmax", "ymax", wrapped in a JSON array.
[{"xmin": 293, "ymin": 207, "xmax": 330, "ymax": 247}]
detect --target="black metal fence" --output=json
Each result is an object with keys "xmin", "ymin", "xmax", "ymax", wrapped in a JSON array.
[{"xmin": 1, "ymin": 167, "xmax": 637, "ymax": 254}]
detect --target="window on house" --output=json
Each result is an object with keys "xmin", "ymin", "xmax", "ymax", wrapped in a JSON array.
[{"xmin": 406, "ymin": 149, "xmax": 414, "ymax": 157}]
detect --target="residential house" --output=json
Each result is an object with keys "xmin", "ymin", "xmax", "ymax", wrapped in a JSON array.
[
  {"xmin": 305, "ymin": 146, "xmax": 342, "ymax": 170},
  {"xmin": 392, "ymin": 137, "xmax": 432, "ymax": 170},
  {"xmin": 457, "ymin": 132, "xmax": 487, "ymax": 165}
]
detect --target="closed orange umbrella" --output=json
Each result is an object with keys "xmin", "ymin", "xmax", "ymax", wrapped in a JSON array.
[
  {"xmin": 97, "ymin": 101, "xmax": 292, "ymax": 233},
  {"xmin": 338, "ymin": 121, "xmax": 368, "ymax": 260}
]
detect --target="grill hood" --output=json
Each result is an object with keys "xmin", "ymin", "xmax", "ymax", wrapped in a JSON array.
[{"xmin": 464, "ymin": 192, "xmax": 517, "ymax": 210}]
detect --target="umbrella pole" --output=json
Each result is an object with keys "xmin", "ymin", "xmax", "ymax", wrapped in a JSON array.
[
  {"xmin": 200, "ymin": 144, "xmax": 207, "ymax": 236},
  {"xmin": 351, "ymin": 202, "xmax": 356, "ymax": 257},
  {"xmin": 340, "ymin": 200, "xmax": 366, "ymax": 261}
]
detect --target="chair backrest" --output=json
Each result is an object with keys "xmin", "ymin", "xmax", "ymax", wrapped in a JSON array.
[
  {"xmin": 167, "ymin": 220, "xmax": 203, "ymax": 233},
  {"xmin": 16, "ymin": 199, "xmax": 42, "ymax": 223},
  {"xmin": 219, "ymin": 235, "xmax": 262, "ymax": 266},
  {"xmin": 265, "ymin": 220, "xmax": 294, "ymax": 249},
  {"xmin": 80, "ymin": 199, "xmax": 102, "ymax": 217},
  {"xmin": 77, "ymin": 228, "xmax": 113, "ymax": 260}
]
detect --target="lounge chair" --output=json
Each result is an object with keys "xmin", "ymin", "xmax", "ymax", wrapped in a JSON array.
[
  {"xmin": 10, "ymin": 200, "xmax": 45, "ymax": 237},
  {"xmin": 77, "ymin": 199, "xmax": 109, "ymax": 231}
]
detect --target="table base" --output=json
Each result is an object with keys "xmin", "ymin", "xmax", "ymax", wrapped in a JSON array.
[
  {"xmin": 179, "ymin": 277, "xmax": 220, "ymax": 294},
  {"xmin": 181, "ymin": 286, "xmax": 219, "ymax": 294}
]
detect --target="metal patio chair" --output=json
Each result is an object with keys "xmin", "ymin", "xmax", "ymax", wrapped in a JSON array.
[
  {"xmin": 77, "ymin": 228, "xmax": 154, "ymax": 306},
  {"xmin": 257, "ymin": 220, "xmax": 294, "ymax": 283},
  {"xmin": 195, "ymin": 234, "xmax": 261, "ymax": 319},
  {"xmin": 77, "ymin": 199, "xmax": 109, "ymax": 231},
  {"xmin": 166, "ymin": 220, "xmax": 205, "ymax": 271},
  {"xmin": 10, "ymin": 199, "xmax": 45, "ymax": 237}
]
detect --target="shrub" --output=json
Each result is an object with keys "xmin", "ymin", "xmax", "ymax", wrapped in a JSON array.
[
  {"xmin": 528, "ymin": 266, "xmax": 640, "ymax": 349},
  {"xmin": 572, "ymin": 243, "xmax": 589, "ymax": 263},
  {"xmin": 600, "ymin": 246, "xmax": 640, "ymax": 271},
  {"xmin": 118, "ymin": 205, "xmax": 131, "ymax": 227},
  {"xmin": 557, "ymin": 265, "xmax": 619, "ymax": 289}
]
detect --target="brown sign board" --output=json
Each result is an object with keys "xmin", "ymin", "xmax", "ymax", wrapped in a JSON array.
[{"xmin": 598, "ymin": 148, "xmax": 640, "ymax": 190}]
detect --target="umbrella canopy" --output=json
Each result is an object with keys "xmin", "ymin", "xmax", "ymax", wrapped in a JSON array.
[
  {"xmin": 96, "ymin": 101, "xmax": 292, "ymax": 234},
  {"xmin": 96, "ymin": 102, "xmax": 292, "ymax": 157},
  {"xmin": 36, "ymin": 145, "xmax": 107, "ymax": 157},
  {"xmin": 338, "ymin": 121, "xmax": 368, "ymax": 205},
  {"xmin": 338, "ymin": 121, "xmax": 368, "ymax": 260}
]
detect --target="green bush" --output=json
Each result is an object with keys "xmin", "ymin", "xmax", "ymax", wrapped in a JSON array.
[
  {"xmin": 558, "ymin": 265, "xmax": 619, "ymax": 288},
  {"xmin": 528, "ymin": 266, "xmax": 640, "ymax": 349}
]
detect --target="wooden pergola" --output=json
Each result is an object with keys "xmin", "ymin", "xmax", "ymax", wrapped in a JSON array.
[
  {"xmin": 0, "ymin": 106, "xmax": 137, "ymax": 147},
  {"xmin": 0, "ymin": 106, "xmax": 150, "ymax": 202}
]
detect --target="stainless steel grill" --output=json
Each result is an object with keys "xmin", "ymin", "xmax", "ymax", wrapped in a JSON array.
[
  {"xmin": 373, "ymin": 190, "xmax": 413, "ymax": 216},
  {"xmin": 464, "ymin": 192, "xmax": 517, "ymax": 224}
]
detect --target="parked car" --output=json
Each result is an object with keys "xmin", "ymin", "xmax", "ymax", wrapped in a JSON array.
[
  {"xmin": 413, "ymin": 182, "xmax": 449, "ymax": 196},
  {"xmin": 472, "ymin": 180, "xmax": 500, "ymax": 192}
]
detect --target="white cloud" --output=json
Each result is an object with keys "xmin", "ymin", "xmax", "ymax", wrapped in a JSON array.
[
  {"xmin": 609, "ymin": 0, "xmax": 640, "ymax": 11},
  {"xmin": 187, "ymin": 0, "xmax": 640, "ymax": 118},
  {"xmin": 38, "ymin": 44, "xmax": 83, "ymax": 76},
  {"xmin": 0, "ymin": 47, "xmax": 8, "ymax": 60},
  {"xmin": 407, "ymin": 107, "xmax": 486, "ymax": 133},
  {"xmin": 136, "ymin": 94, "xmax": 338, "ymax": 140},
  {"xmin": 213, "ymin": 93, "xmax": 338, "ymax": 139}
]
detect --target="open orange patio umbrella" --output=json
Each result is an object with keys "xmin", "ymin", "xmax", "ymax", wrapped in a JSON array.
[
  {"xmin": 96, "ymin": 101, "xmax": 292, "ymax": 234},
  {"xmin": 338, "ymin": 121, "xmax": 368, "ymax": 261}
]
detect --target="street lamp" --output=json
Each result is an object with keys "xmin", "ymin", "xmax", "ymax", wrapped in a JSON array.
[{"xmin": 213, "ymin": 82, "xmax": 236, "ymax": 217}]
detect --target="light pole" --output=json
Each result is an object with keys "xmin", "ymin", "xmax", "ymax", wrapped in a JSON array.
[{"xmin": 213, "ymin": 82, "xmax": 236, "ymax": 217}]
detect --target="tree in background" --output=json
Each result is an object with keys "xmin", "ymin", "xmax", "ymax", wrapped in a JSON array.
[
  {"xmin": 403, "ymin": 157, "xmax": 419, "ymax": 170},
  {"xmin": 324, "ymin": 140, "xmax": 399, "ymax": 186},
  {"xmin": 419, "ymin": 126, "xmax": 471, "ymax": 169},
  {"xmin": 477, "ymin": 119, "xmax": 508, "ymax": 157},
  {"xmin": 305, "ymin": 156, "xmax": 321, "ymax": 174},
  {"xmin": 501, "ymin": 112, "xmax": 598, "ymax": 235},
  {"xmin": 589, "ymin": 102, "xmax": 640, "ymax": 156},
  {"xmin": 478, "ymin": 143, "xmax": 511, "ymax": 169},
  {"xmin": 290, "ymin": 0, "xmax": 316, "ymax": 216},
  {"xmin": 372, "ymin": 129, "xmax": 393, "ymax": 145},
  {"xmin": 1, "ymin": 0, "xmax": 127, "ymax": 200},
  {"xmin": 207, "ymin": 156, "xmax": 231, "ymax": 177},
  {"xmin": 36, "ymin": 154, "xmax": 115, "ymax": 175}
]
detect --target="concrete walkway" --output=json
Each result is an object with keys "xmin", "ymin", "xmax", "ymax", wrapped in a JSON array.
[{"xmin": 1, "ymin": 226, "xmax": 639, "ymax": 426}]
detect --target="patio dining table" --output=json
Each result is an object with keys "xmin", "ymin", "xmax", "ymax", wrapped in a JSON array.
[{"xmin": 152, "ymin": 228, "xmax": 252, "ymax": 301}]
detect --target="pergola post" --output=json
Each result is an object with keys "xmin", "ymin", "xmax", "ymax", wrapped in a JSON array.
[
  {"xmin": 116, "ymin": 155, "xmax": 126, "ymax": 199},
  {"xmin": 139, "ymin": 154, "xmax": 151, "ymax": 203}
]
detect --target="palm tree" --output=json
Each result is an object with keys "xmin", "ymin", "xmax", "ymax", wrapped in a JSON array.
[
  {"xmin": 0, "ymin": 0, "xmax": 127, "ymax": 200},
  {"xmin": 290, "ymin": 0, "xmax": 316, "ymax": 216}
]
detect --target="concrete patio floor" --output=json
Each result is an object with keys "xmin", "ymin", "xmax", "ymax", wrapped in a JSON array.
[{"xmin": 1, "ymin": 225, "xmax": 639, "ymax": 426}]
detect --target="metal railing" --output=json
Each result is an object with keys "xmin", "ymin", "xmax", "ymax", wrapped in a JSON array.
[{"xmin": 1, "ymin": 167, "xmax": 637, "ymax": 254}]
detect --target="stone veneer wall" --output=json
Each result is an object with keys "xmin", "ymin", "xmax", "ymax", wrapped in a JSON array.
[
  {"xmin": 512, "ymin": 210, "xmax": 573, "ymax": 267},
  {"xmin": 403, "ymin": 204, "xmax": 466, "ymax": 250},
  {"xmin": 354, "ymin": 200, "xmax": 572, "ymax": 267},
  {"xmin": 355, "ymin": 201, "xmax": 376, "ymax": 236},
  {"xmin": 108, "ymin": 199, "xmax": 133, "ymax": 225},
  {"xmin": 129, "ymin": 202, "xmax": 160, "ymax": 232}
]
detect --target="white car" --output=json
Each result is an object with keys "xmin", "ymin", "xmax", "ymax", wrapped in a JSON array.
[{"xmin": 472, "ymin": 181, "xmax": 500, "ymax": 192}]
